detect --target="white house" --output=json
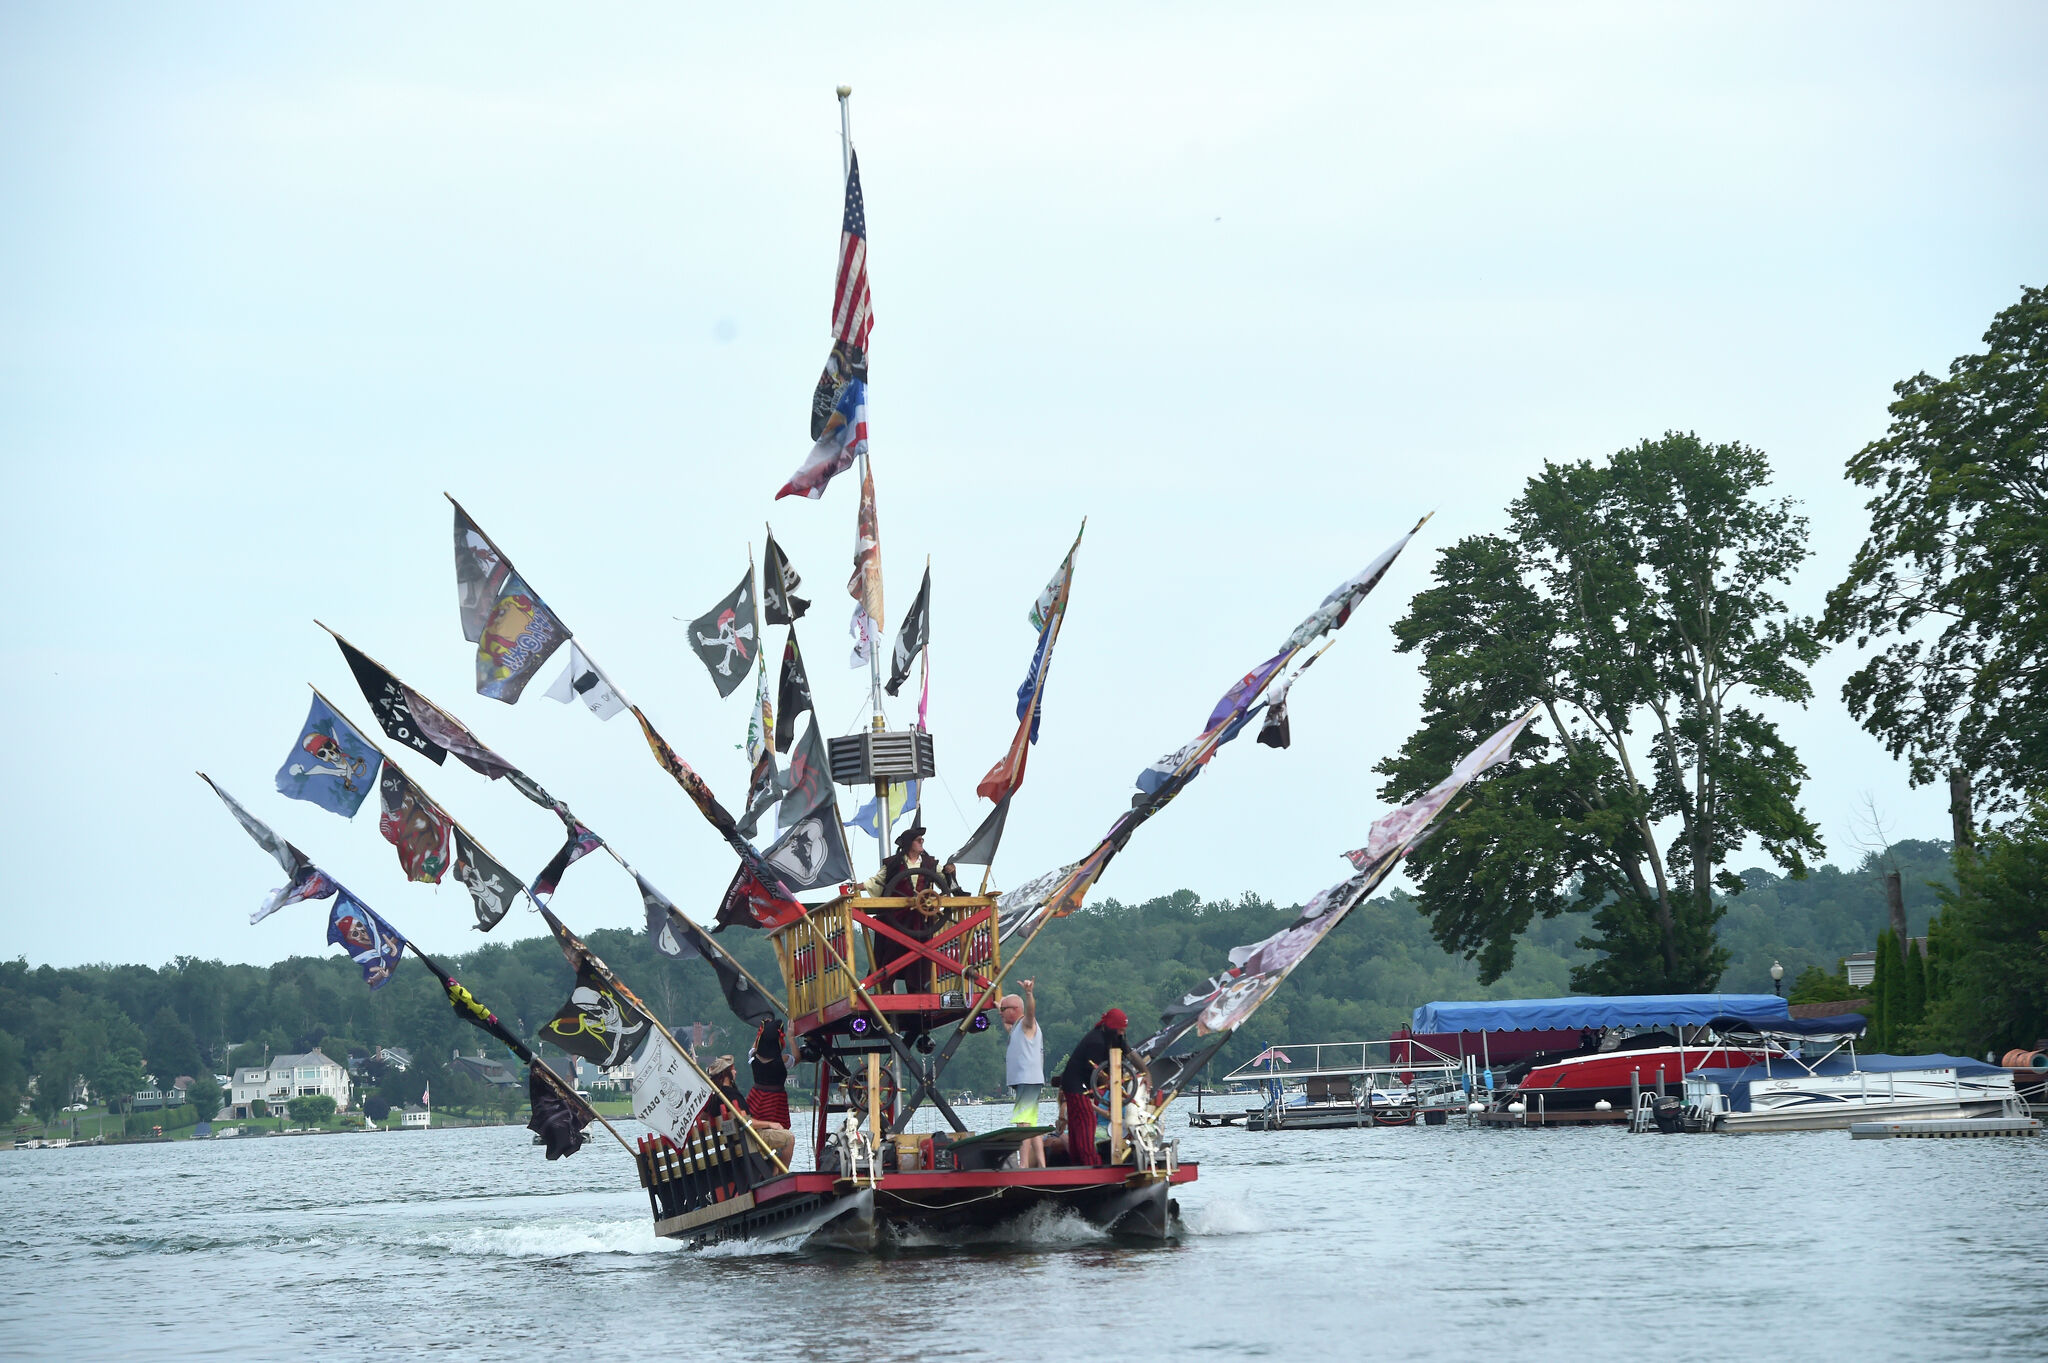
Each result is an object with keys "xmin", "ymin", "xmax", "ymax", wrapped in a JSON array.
[
  {"xmin": 227, "ymin": 1049, "xmax": 351, "ymax": 1118},
  {"xmin": 399, "ymin": 1105, "xmax": 431, "ymax": 1129}
]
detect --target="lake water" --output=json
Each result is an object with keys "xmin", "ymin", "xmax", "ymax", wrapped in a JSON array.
[{"xmin": 5, "ymin": 1100, "xmax": 2044, "ymax": 1361}]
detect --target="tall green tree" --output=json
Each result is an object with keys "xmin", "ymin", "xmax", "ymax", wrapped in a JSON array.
[
  {"xmin": 1918, "ymin": 801, "xmax": 2048, "ymax": 1056},
  {"xmin": 1823, "ymin": 286, "xmax": 2048, "ymax": 819},
  {"xmin": 1380, "ymin": 432, "xmax": 1824, "ymax": 991}
]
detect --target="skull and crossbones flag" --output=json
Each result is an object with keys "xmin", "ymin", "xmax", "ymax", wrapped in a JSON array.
[
  {"xmin": 542, "ymin": 960, "xmax": 652, "ymax": 1069},
  {"xmin": 275, "ymin": 693, "xmax": 383, "ymax": 818},
  {"xmin": 686, "ymin": 569, "xmax": 759, "ymax": 699},
  {"xmin": 762, "ymin": 531, "xmax": 810, "ymax": 625},
  {"xmin": 327, "ymin": 889, "xmax": 408, "ymax": 991},
  {"xmin": 452, "ymin": 826, "xmax": 521, "ymax": 932}
]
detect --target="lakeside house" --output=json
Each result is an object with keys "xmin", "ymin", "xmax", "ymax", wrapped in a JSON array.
[
  {"xmin": 448, "ymin": 1049, "xmax": 521, "ymax": 1089},
  {"xmin": 227, "ymin": 1049, "xmax": 352, "ymax": 1118},
  {"xmin": 399, "ymin": 1105, "xmax": 431, "ymax": 1129}
]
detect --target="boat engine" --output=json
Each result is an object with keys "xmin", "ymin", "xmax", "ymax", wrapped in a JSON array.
[{"xmin": 1651, "ymin": 1095, "xmax": 1686, "ymax": 1134}]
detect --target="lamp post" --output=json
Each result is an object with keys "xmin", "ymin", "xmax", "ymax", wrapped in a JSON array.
[{"xmin": 1770, "ymin": 960, "xmax": 1784, "ymax": 997}]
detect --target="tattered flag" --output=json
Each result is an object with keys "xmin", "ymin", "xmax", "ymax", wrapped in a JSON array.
[
  {"xmin": 687, "ymin": 569, "xmax": 759, "ymax": 699},
  {"xmin": 198, "ymin": 774, "xmax": 336, "ymax": 923},
  {"xmin": 377, "ymin": 766, "xmax": 452, "ymax": 884}
]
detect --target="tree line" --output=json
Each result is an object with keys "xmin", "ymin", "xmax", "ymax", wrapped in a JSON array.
[{"xmin": 0, "ymin": 837, "xmax": 1960, "ymax": 1121}]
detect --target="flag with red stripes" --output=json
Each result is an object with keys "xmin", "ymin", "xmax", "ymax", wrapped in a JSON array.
[{"xmin": 831, "ymin": 150, "xmax": 872, "ymax": 356}]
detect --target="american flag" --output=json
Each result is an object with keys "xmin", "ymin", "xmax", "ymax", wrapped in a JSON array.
[{"xmin": 831, "ymin": 151, "xmax": 872, "ymax": 354}]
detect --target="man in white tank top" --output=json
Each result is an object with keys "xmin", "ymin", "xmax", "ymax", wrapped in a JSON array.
[{"xmin": 999, "ymin": 979, "xmax": 1046, "ymax": 1169}]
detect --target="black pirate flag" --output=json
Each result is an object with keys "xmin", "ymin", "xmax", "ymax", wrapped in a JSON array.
[
  {"xmin": 775, "ymin": 632, "xmax": 814, "ymax": 751},
  {"xmin": 334, "ymin": 634, "xmax": 447, "ymax": 763},
  {"xmin": 686, "ymin": 569, "xmax": 759, "ymax": 699},
  {"xmin": 541, "ymin": 960, "xmax": 651, "ymax": 1069},
  {"xmin": 762, "ymin": 532, "xmax": 810, "ymax": 625}
]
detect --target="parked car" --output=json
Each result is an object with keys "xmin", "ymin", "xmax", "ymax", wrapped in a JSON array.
[{"xmin": 61, "ymin": 1103, "xmax": 88, "ymax": 1113}]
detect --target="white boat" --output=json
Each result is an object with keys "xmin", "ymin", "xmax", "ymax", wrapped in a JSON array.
[{"xmin": 1681, "ymin": 1015, "xmax": 2021, "ymax": 1132}]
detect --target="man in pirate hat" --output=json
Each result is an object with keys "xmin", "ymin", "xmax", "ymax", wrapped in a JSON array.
[{"xmin": 862, "ymin": 824, "xmax": 956, "ymax": 991}]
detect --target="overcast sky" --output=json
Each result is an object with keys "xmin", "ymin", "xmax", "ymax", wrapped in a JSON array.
[{"xmin": 3, "ymin": 4, "xmax": 2043, "ymax": 974}]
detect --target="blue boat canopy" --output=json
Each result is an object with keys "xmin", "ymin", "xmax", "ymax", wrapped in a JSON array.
[{"xmin": 1411, "ymin": 994, "xmax": 1791, "ymax": 1034}]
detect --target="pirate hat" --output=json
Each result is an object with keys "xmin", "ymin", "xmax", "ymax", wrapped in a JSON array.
[
  {"xmin": 707, "ymin": 1054, "xmax": 737, "ymax": 1077},
  {"xmin": 894, "ymin": 822, "xmax": 927, "ymax": 850}
]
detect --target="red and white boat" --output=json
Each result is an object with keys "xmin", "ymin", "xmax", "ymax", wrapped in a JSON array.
[{"xmin": 1505, "ymin": 1032, "xmax": 1776, "ymax": 1111}]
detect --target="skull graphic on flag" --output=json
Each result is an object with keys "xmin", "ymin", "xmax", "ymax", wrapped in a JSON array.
[
  {"xmin": 275, "ymin": 694, "xmax": 383, "ymax": 819},
  {"xmin": 327, "ymin": 890, "xmax": 407, "ymax": 991},
  {"xmin": 686, "ymin": 569, "xmax": 758, "ymax": 699}
]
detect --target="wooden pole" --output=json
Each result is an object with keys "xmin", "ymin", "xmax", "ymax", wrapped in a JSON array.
[
  {"xmin": 867, "ymin": 1051, "xmax": 881, "ymax": 1151},
  {"xmin": 599, "ymin": 844, "xmax": 790, "ymax": 1017},
  {"xmin": 306, "ymin": 683, "xmax": 547, "ymax": 910},
  {"xmin": 1109, "ymin": 1049, "xmax": 1124, "ymax": 1163},
  {"xmin": 402, "ymin": 943, "xmax": 636, "ymax": 1157}
]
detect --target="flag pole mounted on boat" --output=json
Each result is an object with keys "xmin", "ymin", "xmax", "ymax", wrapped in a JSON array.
[{"xmin": 841, "ymin": 82, "xmax": 891, "ymax": 871}]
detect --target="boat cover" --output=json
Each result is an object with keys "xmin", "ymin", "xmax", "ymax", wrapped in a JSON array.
[
  {"xmin": 1707, "ymin": 1012, "xmax": 1868, "ymax": 1039},
  {"xmin": 1687, "ymin": 1054, "xmax": 2007, "ymax": 1112},
  {"xmin": 1410, "ymin": 994, "xmax": 1789, "ymax": 1034}
]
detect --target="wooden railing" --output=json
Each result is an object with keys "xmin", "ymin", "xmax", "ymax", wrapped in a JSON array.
[{"xmin": 772, "ymin": 895, "xmax": 999, "ymax": 1024}]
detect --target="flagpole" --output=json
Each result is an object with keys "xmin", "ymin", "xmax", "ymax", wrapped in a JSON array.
[
  {"xmin": 404, "ymin": 942, "xmax": 637, "ymax": 1157},
  {"xmin": 560, "ymin": 927, "xmax": 790, "ymax": 1173},
  {"xmin": 595, "ymin": 842, "xmax": 791, "ymax": 1018},
  {"xmin": 307, "ymin": 683, "xmax": 548, "ymax": 921}
]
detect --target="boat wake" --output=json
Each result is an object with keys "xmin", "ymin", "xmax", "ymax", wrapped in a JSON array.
[
  {"xmin": 418, "ymin": 1218, "xmax": 682, "ymax": 1259},
  {"xmin": 1178, "ymin": 1195, "xmax": 1267, "ymax": 1237}
]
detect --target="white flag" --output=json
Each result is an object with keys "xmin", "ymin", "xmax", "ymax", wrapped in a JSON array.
[
  {"xmin": 631, "ymin": 1029, "xmax": 714, "ymax": 1143},
  {"xmin": 849, "ymin": 605, "xmax": 878, "ymax": 669},
  {"xmin": 545, "ymin": 644, "xmax": 624, "ymax": 720}
]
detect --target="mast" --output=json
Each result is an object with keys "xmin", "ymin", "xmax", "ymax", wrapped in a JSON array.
[{"xmin": 840, "ymin": 84, "xmax": 889, "ymax": 868}]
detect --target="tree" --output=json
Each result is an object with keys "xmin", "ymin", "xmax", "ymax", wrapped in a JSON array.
[
  {"xmin": 184, "ymin": 1072, "xmax": 223, "ymax": 1121},
  {"xmin": 1917, "ymin": 803, "xmax": 2048, "ymax": 1057},
  {"xmin": 91, "ymin": 1045, "xmax": 146, "ymax": 1115},
  {"xmin": 0, "ymin": 1030, "xmax": 24, "ymax": 1126},
  {"xmin": 1787, "ymin": 965, "xmax": 1863, "ymax": 1006},
  {"xmin": 226, "ymin": 1041, "xmax": 268, "ymax": 1071},
  {"xmin": 1380, "ymin": 432, "xmax": 1824, "ymax": 990},
  {"xmin": 145, "ymin": 1006, "xmax": 203, "ymax": 1087},
  {"xmin": 1823, "ymin": 286, "xmax": 2048, "ymax": 820},
  {"xmin": 285, "ymin": 1095, "xmax": 336, "ymax": 1124}
]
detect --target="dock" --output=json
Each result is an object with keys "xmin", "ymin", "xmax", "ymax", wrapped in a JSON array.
[{"xmin": 1849, "ymin": 1117, "xmax": 2041, "ymax": 1139}]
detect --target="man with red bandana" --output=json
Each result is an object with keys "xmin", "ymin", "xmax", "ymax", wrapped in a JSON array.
[{"xmin": 1057, "ymin": 1008, "xmax": 1135, "ymax": 1167}]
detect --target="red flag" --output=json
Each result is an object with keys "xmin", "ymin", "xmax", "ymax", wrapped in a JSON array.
[{"xmin": 976, "ymin": 713, "xmax": 1034, "ymax": 803}]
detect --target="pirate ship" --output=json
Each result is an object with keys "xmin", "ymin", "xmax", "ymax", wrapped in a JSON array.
[
  {"xmin": 624, "ymin": 93, "xmax": 1537, "ymax": 1251},
  {"xmin": 204, "ymin": 87, "xmax": 1542, "ymax": 1259}
]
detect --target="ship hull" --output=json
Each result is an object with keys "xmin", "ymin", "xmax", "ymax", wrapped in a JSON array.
[{"xmin": 652, "ymin": 1164, "xmax": 1196, "ymax": 1250}]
